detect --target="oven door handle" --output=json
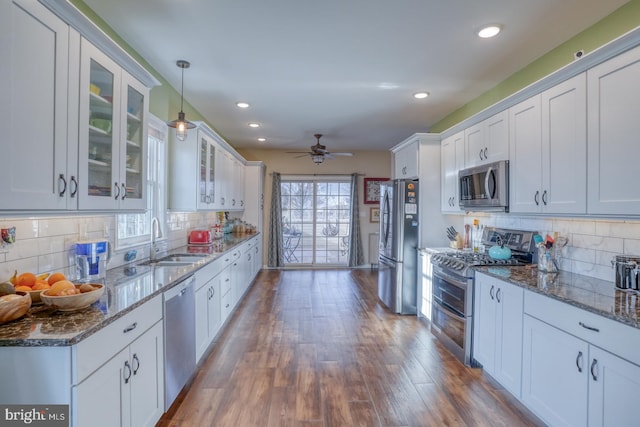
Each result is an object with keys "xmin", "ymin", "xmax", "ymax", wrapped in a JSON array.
[
  {"xmin": 433, "ymin": 267, "xmax": 468, "ymax": 290},
  {"xmin": 434, "ymin": 299, "xmax": 466, "ymax": 321}
]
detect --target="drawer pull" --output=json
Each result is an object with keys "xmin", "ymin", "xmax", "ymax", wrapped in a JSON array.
[
  {"xmin": 123, "ymin": 322, "xmax": 138, "ymax": 333},
  {"xmin": 576, "ymin": 351, "xmax": 583, "ymax": 373},
  {"xmin": 590, "ymin": 358, "xmax": 598, "ymax": 381},
  {"xmin": 579, "ymin": 322, "xmax": 600, "ymax": 333}
]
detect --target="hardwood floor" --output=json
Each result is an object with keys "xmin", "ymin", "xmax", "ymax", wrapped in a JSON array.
[{"xmin": 157, "ymin": 269, "xmax": 543, "ymax": 427}]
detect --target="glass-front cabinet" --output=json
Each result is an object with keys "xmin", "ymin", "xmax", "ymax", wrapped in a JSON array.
[
  {"xmin": 79, "ymin": 38, "xmax": 148, "ymax": 210},
  {"xmin": 197, "ymin": 131, "xmax": 216, "ymax": 210}
]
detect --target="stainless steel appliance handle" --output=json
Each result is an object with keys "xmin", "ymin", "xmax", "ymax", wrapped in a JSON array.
[
  {"xmin": 383, "ymin": 191, "xmax": 391, "ymax": 248},
  {"xmin": 434, "ymin": 298, "xmax": 466, "ymax": 321},
  {"xmin": 484, "ymin": 166, "xmax": 495, "ymax": 199},
  {"xmin": 433, "ymin": 267, "xmax": 468, "ymax": 290}
]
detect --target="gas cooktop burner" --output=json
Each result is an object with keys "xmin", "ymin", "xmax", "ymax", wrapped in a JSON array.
[{"xmin": 431, "ymin": 227, "xmax": 538, "ymax": 275}]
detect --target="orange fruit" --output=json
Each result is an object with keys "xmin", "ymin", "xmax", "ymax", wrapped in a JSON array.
[
  {"xmin": 17, "ymin": 272, "xmax": 37, "ymax": 288},
  {"xmin": 48, "ymin": 280, "xmax": 75, "ymax": 296},
  {"xmin": 15, "ymin": 285, "xmax": 33, "ymax": 292},
  {"xmin": 47, "ymin": 272, "xmax": 66, "ymax": 286},
  {"xmin": 32, "ymin": 282, "xmax": 51, "ymax": 290}
]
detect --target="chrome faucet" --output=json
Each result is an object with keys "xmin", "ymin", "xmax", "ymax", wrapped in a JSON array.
[{"xmin": 150, "ymin": 216, "xmax": 163, "ymax": 261}]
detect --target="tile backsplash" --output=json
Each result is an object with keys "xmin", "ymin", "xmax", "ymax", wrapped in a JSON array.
[
  {"xmin": 0, "ymin": 211, "xmax": 226, "ymax": 282},
  {"xmin": 464, "ymin": 214, "xmax": 640, "ymax": 283}
]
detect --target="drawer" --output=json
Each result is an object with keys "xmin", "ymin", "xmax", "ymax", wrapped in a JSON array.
[
  {"xmin": 194, "ymin": 255, "xmax": 226, "ymax": 290},
  {"xmin": 221, "ymin": 289, "xmax": 233, "ymax": 320},
  {"xmin": 524, "ymin": 290, "xmax": 640, "ymax": 366},
  {"xmin": 73, "ymin": 294, "xmax": 163, "ymax": 383},
  {"xmin": 220, "ymin": 267, "xmax": 232, "ymax": 296}
]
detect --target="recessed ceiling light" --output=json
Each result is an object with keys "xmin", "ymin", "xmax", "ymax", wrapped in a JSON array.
[
  {"xmin": 413, "ymin": 92, "xmax": 429, "ymax": 99},
  {"xmin": 257, "ymin": 137, "xmax": 266, "ymax": 142},
  {"xmin": 248, "ymin": 122, "xmax": 260, "ymax": 128},
  {"xmin": 478, "ymin": 24, "xmax": 502, "ymax": 38},
  {"xmin": 236, "ymin": 102, "xmax": 250, "ymax": 108}
]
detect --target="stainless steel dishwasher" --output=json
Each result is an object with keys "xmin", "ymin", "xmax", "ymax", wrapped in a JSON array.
[{"xmin": 163, "ymin": 274, "xmax": 196, "ymax": 410}]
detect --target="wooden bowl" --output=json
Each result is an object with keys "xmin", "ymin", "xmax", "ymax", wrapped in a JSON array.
[
  {"xmin": 40, "ymin": 284, "xmax": 105, "ymax": 312},
  {"xmin": 0, "ymin": 291, "xmax": 32, "ymax": 324}
]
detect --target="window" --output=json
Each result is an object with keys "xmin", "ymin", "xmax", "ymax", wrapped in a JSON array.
[
  {"xmin": 281, "ymin": 177, "xmax": 352, "ymax": 265},
  {"xmin": 116, "ymin": 114, "xmax": 167, "ymax": 248}
]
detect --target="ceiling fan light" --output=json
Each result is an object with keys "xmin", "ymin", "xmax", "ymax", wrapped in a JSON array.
[{"xmin": 312, "ymin": 154, "xmax": 324, "ymax": 165}]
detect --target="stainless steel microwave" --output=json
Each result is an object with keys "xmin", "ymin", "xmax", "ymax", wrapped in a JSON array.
[{"xmin": 458, "ymin": 160, "xmax": 509, "ymax": 212}]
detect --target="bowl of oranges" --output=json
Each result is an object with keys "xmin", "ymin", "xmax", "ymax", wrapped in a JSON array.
[
  {"xmin": 10, "ymin": 271, "xmax": 67, "ymax": 305},
  {"xmin": 40, "ymin": 281, "xmax": 105, "ymax": 312}
]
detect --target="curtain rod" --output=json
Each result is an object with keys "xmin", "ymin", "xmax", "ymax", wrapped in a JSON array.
[{"xmin": 269, "ymin": 172, "xmax": 365, "ymax": 176}]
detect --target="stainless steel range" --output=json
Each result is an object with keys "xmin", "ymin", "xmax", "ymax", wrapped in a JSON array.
[{"xmin": 429, "ymin": 227, "xmax": 537, "ymax": 366}]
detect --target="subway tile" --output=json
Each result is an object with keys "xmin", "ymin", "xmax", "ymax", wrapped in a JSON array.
[
  {"xmin": 37, "ymin": 236, "xmax": 67, "ymax": 255},
  {"xmin": 1, "ymin": 258, "xmax": 38, "ymax": 280},
  {"xmin": 39, "ymin": 217, "xmax": 79, "ymax": 237},
  {"xmin": 5, "ymin": 239, "xmax": 40, "ymax": 262},
  {"xmin": 566, "ymin": 246, "xmax": 596, "ymax": 264},
  {"xmin": 571, "ymin": 234, "xmax": 623, "ymax": 253}
]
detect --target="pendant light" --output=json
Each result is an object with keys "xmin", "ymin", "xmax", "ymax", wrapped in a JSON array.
[{"xmin": 167, "ymin": 60, "xmax": 196, "ymax": 141}]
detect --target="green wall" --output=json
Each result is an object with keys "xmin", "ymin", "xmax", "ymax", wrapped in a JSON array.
[{"xmin": 431, "ymin": 0, "xmax": 640, "ymax": 133}]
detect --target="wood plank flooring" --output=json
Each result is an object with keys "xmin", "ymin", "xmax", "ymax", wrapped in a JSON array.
[{"xmin": 157, "ymin": 269, "xmax": 543, "ymax": 427}]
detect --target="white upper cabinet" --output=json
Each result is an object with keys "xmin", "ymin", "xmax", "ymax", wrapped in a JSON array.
[
  {"xmin": 587, "ymin": 44, "xmax": 640, "ymax": 215},
  {"xmin": 441, "ymin": 131, "xmax": 464, "ymax": 213},
  {"xmin": 169, "ymin": 126, "xmax": 218, "ymax": 211},
  {"xmin": 509, "ymin": 73, "xmax": 587, "ymax": 214},
  {"xmin": 78, "ymin": 39, "xmax": 148, "ymax": 210},
  {"xmin": 393, "ymin": 139, "xmax": 418, "ymax": 179},
  {"xmin": 464, "ymin": 110, "xmax": 509, "ymax": 168},
  {"xmin": 541, "ymin": 73, "xmax": 587, "ymax": 214},
  {"xmin": 0, "ymin": 0, "xmax": 77, "ymax": 210}
]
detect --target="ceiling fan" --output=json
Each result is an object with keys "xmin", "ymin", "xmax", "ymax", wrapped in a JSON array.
[{"xmin": 287, "ymin": 134, "xmax": 354, "ymax": 165}]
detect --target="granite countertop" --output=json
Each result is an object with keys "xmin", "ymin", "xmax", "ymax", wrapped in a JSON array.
[
  {"xmin": 475, "ymin": 265, "xmax": 640, "ymax": 329},
  {"xmin": 0, "ymin": 233, "xmax": 260, "ymax": 347}
]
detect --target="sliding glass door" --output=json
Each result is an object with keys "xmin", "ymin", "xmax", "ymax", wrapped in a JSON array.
[{"xmin": 281, "ymin": 178, "xmax": 352, "ymax": 265}]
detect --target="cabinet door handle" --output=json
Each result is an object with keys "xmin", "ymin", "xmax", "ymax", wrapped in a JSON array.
[
  {"xmin": 211, "ymin": 287, "xmax": 215, "ymax": 296},
  {"xmin": 576, "ymin": 351, "xmax": 583, "ymax": 373},
  {"xmin": 489, "ymin": 285, "xmax": 495, "ymax": 300},
  {"xmin": 534, "ymin": 190, "xmax": 540, "ymax": 206},
  {"xmin": 132, "ymin": 354, "xmax": 140, "ymax": 376},
  {"xmin": 70, "ymin": 176, "xmax": 78, "ymax": 198},
  {"xmin": 58, "ymin": 174, "xmax": 67, "ymax": 197},
  {"xmin": 579, "ymin": 322, "xmax": 600, "ymax": 333},
  {"xmin": 114, "ymin": 182, "xmax": 120, "ymax": 200},
  {"xmin": 123, "ymin": 322, "xmax": 137, "ymax": 333},
  {"xmin": 121, "ymin": 183, "xmax": 127, "ymax": 200},
  {"xmin": 484, "ymin": 147, "xmax": 488, "ymax": 159},
  {"xmin": 479, "ymin": 149, "xmax": 484, "ymax": 160},
  {"xmin": 590, "ymin": 358, "xmax": 598, "ymax": 381},
  {"xmin": 542, "ymin": 190, "xmax": 548, "ymax": 205},
  {"xmin": 123, "ymin": 360, "xmax": 132, "ymax": 384},
  {"xmin": 496, "ymin": 288, "xmax": 501, "ymax": 303}
]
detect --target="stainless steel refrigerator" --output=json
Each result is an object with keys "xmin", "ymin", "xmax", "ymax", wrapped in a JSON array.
[{"xmin": 377, "ymin": 179, "xmax": 419, "ymax": 314}]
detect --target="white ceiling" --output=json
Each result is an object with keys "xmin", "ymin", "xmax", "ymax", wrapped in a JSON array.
[{"xmin": 83, "ymin": 0, "xmax": 628, "ymax": 152}]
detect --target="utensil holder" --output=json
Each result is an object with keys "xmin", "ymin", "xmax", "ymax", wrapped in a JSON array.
[{"xmin": 537, "ymin": 243, "xmax": 558, "ymax": 273}]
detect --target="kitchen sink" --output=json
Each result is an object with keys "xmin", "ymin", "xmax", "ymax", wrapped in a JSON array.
[{"xmin": 140, "ymin": 254, "xmax": 209, "ymax": 266}]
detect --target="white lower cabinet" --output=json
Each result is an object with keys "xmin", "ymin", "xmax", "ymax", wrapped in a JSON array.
[
  {"xmin": 195, "ymin": 272, "xmax": 222, "ymax": 363},
  {"xmin": 522, "ymin": 314, "xmax": 589, "ymax": 426},
  {"xmin": 473, "ymin": 273, "xmax": 523, "ymax": 397},
  {"xmin": 74, "ymin": 320, "xmax": 164, "ymax": 427},
  {"xmin": 522, "ymin": 291, "xmax": 640, "ymax": 427}
]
